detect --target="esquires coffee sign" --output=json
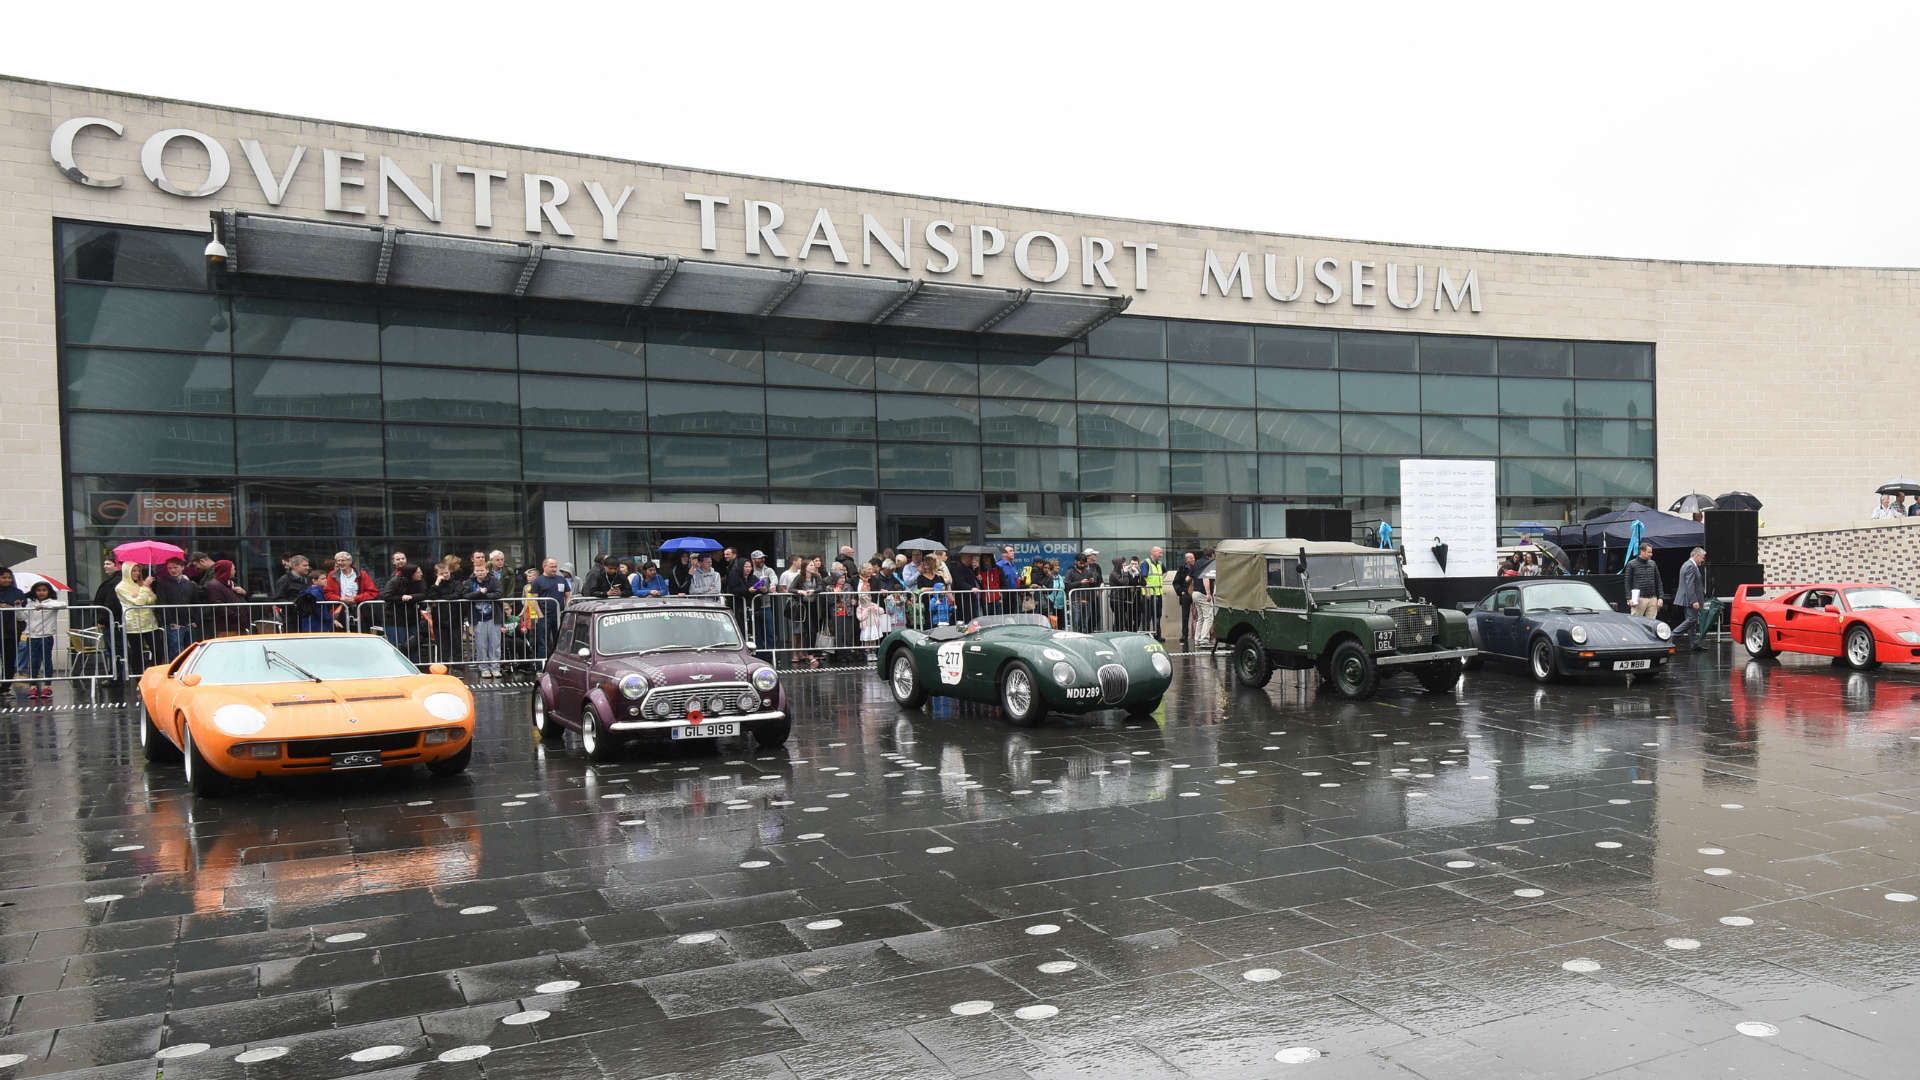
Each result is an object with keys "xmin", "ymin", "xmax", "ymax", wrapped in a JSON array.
[{"xmin": 90, "ymin": 493, "xmax": 233, "ymax": 528}]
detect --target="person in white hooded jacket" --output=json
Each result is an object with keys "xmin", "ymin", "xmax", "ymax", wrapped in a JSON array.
[{"xmin": 21, "ymin": 581, "xmax": 66, "ymax": 698}]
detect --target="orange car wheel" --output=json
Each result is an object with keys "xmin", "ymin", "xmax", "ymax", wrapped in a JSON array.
[
  {"xmin": 182, "ymin": 722, "xmax": 233, "ymax": 798},
  {"xmin": 428, "ymin": 741, "xmax": 472, "ymax": 777},
  {"xmin": 138, "ymin": 697, "xmax": 180, "ymax": 763}
]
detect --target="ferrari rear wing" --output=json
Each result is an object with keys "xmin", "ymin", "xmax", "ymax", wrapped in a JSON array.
[{"xmin": 1735, "ymin": 583, "xmax": 1822, "ymax": 600}]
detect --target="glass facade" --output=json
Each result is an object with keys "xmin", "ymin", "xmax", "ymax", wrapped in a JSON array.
[{"xmin": 56, "ymin": 222, "xmax": 1655, "ymax": 593}]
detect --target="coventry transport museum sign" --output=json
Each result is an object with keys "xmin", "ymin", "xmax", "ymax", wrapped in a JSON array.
[{"xmin": 51, "ymin": 116, "xmax": 1481, "ymax": 314}]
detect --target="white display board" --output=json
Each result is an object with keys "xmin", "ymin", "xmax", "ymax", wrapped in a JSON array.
[{"xmin": 1399, "ymin": 459, "xmax": 1496, "ymax": 579}]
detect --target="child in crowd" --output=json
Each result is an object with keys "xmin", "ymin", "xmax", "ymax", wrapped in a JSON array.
[{"xmin": 22, "ymin": 581, "xmax": 66, "ymax": 698}]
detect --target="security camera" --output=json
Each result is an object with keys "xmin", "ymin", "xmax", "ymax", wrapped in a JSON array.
[{"xmin": 204, "ymin": 238, "xmax": 228, "ymax": 263}]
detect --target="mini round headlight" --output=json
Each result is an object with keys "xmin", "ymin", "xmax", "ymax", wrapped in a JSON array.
[
  {"xmin": 1052, "ymin": 662, "xmax": 1076, "ymax": 685},
  {"xmin": 423, "ymin": 692, "xmax": 469, "ymax": 722},
  {"xmin": 738, "ymin": 692, "xmax": 759, "ymax": 712},
  {"xmin": 619, "ymin": 673, "xmax": 649, "ymax": 700},
  {"xmin": 1656, "ymin": 622, "xmax": 1673, "ymax": 640},
  {"xmin": 211, "ymin": 704, "xmax": 267, "ymax": 737},
  {"xmin": 1569, "ymin": 625, "xmax": 1588, "ymax": 645},
  {"xmin": 652, "ymin": 698, "xmax": 672, "ymax": 717},
  {"xmin": 1151, "ymin": 652, "xmax": 1172, "ymax": 677},
  {"xmin": 751, "ymin": 667, "xmax": 778, "ymax": 692}
]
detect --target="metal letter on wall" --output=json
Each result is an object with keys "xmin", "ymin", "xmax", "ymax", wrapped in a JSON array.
[
  {"xmin": 140, "ymin": 128, "xmax": 231, "ymax": 198},
  {"xmin": 50, "ymin": 116, "xmax": 125, "ymax": 188}
]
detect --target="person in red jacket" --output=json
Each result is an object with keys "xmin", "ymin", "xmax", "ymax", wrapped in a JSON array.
[{"xmin": 322, "ymin": 550, "xmax": 379, "ymax": 629}]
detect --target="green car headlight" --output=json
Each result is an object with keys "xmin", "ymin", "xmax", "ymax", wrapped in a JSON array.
[
  {"xmin": 1150, "ymin": 652, "xmax": 1172, "ymax": 677},
  {"xmin": 1051, "ymin": 662, "xmax": 1076, "ymax": 686}
]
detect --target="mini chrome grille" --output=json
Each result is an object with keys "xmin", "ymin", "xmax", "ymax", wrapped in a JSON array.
[
  {"xmin": 1097, "ymin": 664, "xmax": 1129, "ymax": 704},
  {"xmin": 642, "ymin": 682, "xmax": 751, "ymax": 715},
  {"xmin": 1392, "ymin": 605, "xmax": 1437, "ymax": 649}
]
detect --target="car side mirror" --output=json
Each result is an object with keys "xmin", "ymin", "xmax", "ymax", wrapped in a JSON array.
[
  {"xmin": 1501, "ymin": 607, "xmax": 1522, "ymax": 619},
  {"xmin": 1824, "ymin": 604, "xmax": 1840, "ymax": 615},
  {"xmin": 180, "ymin": 673, "xmax": 201, "ymax": 687},
  {"xmin": 429, "ymin": 663, "xmax": 448, "ymax": 675},
  {"xmin": 577, "ymin": 647, "xmax": 591, "ymax": 658}
]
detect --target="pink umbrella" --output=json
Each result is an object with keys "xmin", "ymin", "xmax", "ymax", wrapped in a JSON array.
[{"xmin": 113, "ymin": 540, "xmax": 186, "ymax": 567}]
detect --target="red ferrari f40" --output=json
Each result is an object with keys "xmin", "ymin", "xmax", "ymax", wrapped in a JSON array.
[{"xmin": 1732, "ymin": 582, "xmax": 1920, "ymax": 669}]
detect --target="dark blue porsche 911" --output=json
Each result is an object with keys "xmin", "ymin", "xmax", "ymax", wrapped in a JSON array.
[{"xmin": 1466, "ymin": 578, "xmax": 1676, "ymax": 683}]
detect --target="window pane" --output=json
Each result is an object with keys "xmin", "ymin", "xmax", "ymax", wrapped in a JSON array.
[
  {"xmin": 61, "ymin": 285, "xmax": 228, "ymax": 351},
  {"xmin": 1166, "ymin": 321, "xmax": 1251, "ymax": 364},
  {"xmin": 1340, "ymin": 372, "xmax": 1418, "ymax": 412},
  {"xmin": 770, "ymin": 440, "xmax": 875, "ymax": 489},
  {"xmin": 879, "ymin": 443, "xmax": 979, "ymax": 488},
  {"xmin": 233, "ymin": 297, "xmax": 378, "ymax": 360},
  {"xmin": 1170, "ymin": 407, "xmax": 1256, "ymax": 451},
  {"xmin": 1501, "ymin": 416, "xmax": 1575, "ymax": 455},
  {"xmin": 237, "ymin": 419, "xmax": 383, "ymax": 477},
  {"xmin": 766, "ymin": 341, "xmax": 875, "ymax": 389},
  {"xmin": 1080, "ymin": 497, "xmax": 1168, "ymax": 540},
  {"xmin": 1342, "ymin": 456, "xmax": 1401, "ymax": 495},
  {"xmin": 1418, "ymin": 335, "xmax": 1496, "ymax": 374},
  {"xmin": 982, "ymin": 399, "xmax": 1074, "ymax": 445},
  {"xmin": 769, "ymin": 388, "xmax": 876, "ymax": 438},
  {"xmin": 1077, "ymin": 404, "xmax": 1168, "ymax": 448},
  {"xmin": 60, "ymin": 224, "xmax": 206, "ymax": 288},
  {"xmin": 1420, "ymin": 374, "xmax": 1498, "ymax": 415},
  {"xmin": 983, "ymin": 447, "xmax": 1076, "ymax": 490},
  {"xmin": 1423, "ymin": 416, "xmax": 1499, "ymax": 455},
  {"xmin": 1254, "ymin": 326, "xmax": 1335, "ymax": 368},
  {"xmin": 1574, "ymin": 342, "xmax": 1652, "ymax": 380},
  {"xmin": 649, "ymin": 435, "xmax": 766, "ymax": 487},
  {"xmin": 66, "ymin": 349, "xmax": 231, "ymax": 412},
  {"xmin": 987, "ymin": 494, "xmax": 1075, "ymax": 539},
  {"xmin": 648, "ymin": 382, "xmax": 765, "ymax": 435},
  {"xmin": 384, "ymin": 426, "xmax": 521, "ymax": 481},
  {"xmin": 67, "ymin": 412, "xmax": 233, "ymax": 474},
  {"xmin": 520, "ymin": 430, "xmax": 649, "ymax": 483},
  {"xmin": 875, "ymin": 346, "xmax": 977, "ymax": 394},
  {"xmin": 519, "ymin": 318, "xmax": 645, "ymax": 376},
  {"xmin": 1498, "ymin": 339, "xmax": 1572, "ymax": 377},
  {"xmin": 1079, "ymin": 450, "xmax": 1170, "ymax": 493},
  {"xmin": 1086, "ymin": 317, "xmax": 1165, "ymax": 359},
  {"xmin": 1255, "ymin": 368, "xmax": 1338, "ymax": 410},
  {"xmin": 979, "ymin": 352, "xmax": 1074, "ymax": 397},
  {"xmin": 520, "ymin": 374, "xmax": 647, "ymax": 431},
  {"xmin": 1077, "ymin": 357, "xmax": 1167, "ymax": 403},
  {"xmin": 647, "ymin": 328, "xmax": 763, "ymax": 383},
  {"xmin": 876, "ymin": 394, "xmax": 975, "ymax": 441},
  {"xmin": 1575, "ymin": 419, "xmax": 1654, "ymax": 457},
  {"xmin": 1341, "ymin": 413, "xmax": 1421, "ymax": 455},
  {"xmin": 1257, "ymin": 411, "xmax": 1340, "ymax": 453},
  {"xmin": 235, "ymin": 357, "xmax": 380, "ymax": 419},
  {"xmin": 380, "ymin": 309, "xmax": 515, "ymax": 369},
  {"xmin": 1171, "ymin": 496, "xmax": 1239, "ymax": 540},
  {"xmin": 1499, "ymin": 378, "xmax": 1575, "ymax": 416},
  {"xmin": 1578, "ymin": 458, "xmax": 1655, "ymax": 498},
  {"xmin": 1500, "ymin": 457, "xmax": 1575, "ymax": 497},
  {"xmin": 382, "ymin": 367, "xmax": 518, "ymax": 424},
  {"xmin": 1171, "ymin": 452, "xmax": 1258, "ymax": 495},
  {"xmin": 1338, "ymin": 331, "xmax": 1415, "ymax": 372},
  {"xmin": 1169, "ymin": 363, "xmax": 1255, "ymax": 406},
  {"xmin": 1574, "ymin": 379, "xmax": 1653, "ymax": 418},
  {"xmin": 1260, "ymin": 454, "xmax": 1342, "ymax": 497}
]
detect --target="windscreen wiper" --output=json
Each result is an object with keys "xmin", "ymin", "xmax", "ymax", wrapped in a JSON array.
[{"xmin": 263, "ymin": 647, "xmax": 322, "ymax": 683}]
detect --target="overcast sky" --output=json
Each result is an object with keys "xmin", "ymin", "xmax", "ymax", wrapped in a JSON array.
[{"xmin": 10, "ymin": 3, "xmax": 1917, "ymax": 266}]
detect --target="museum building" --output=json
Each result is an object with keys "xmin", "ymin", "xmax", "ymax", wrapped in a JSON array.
[{"xmin": 4, "ymin": 76, "xmax": 1915, "ymax": 593}]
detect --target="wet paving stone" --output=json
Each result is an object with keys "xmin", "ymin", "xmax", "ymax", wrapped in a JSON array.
[{"xmin": 7, "ymin": 651, "xmax": 1920, "ymax": 1075}]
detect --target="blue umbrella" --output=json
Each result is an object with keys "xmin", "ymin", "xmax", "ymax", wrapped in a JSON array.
[
  {"xmin": 1625, "ymin": 519, "xmax": 1644, "ymax": 571},
  {"xmin": 1377, "ymin": 522, "xmax": 1392, "ymax": 549},
  {"xmin": 1513, "ymin": 521, "xmax": 1551, "ymax": 534},
  {"xmin": 658, "ymin": 536, "xmax": 723, "ymax": 553}
]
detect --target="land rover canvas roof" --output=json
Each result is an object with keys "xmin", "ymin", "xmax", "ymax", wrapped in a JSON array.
[{"xmin": 1214, "ymin": 539, "xmax": 1398, "ymax": 610}]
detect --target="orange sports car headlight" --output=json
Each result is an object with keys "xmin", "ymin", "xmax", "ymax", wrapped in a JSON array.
[
  {"xmin": 423, "ymin": 693, "xmax": 469, "ymax": 722},
  {"xmin": 422, "ymin": 727, "xmax": 466, "ymax": 745},
  {"xmin": 212, "ymin": 704, "xmax": 268, "ymax": 737}
]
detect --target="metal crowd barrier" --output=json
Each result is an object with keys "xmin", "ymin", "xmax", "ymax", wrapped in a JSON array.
[
  {"xmin": 355, "ymin": 596, "xmax": 561, "ymax": 674},
  {"xmin": 118, "ymin": 598, "xmax": 354, "ymax": 678},
  {"xmin": 739, "ymin": 583, "xmax": 1172, "ymax": 669},
  {"xmin": 4, "ymin": 603, "xmax": 120, "ymax": 702}
]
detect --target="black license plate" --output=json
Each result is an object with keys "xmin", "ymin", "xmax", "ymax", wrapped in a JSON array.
[{"xmin": 331, "ymin": 750, "xmax": 384, "ymax": 770}]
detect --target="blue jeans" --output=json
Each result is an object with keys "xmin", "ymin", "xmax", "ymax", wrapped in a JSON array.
[
  {"xmin": 385, "ymin": 623, "xmax": 412, "ymax": 656},
  {"xmin": 165, "ymin": 625, "xmax": 193, "ymax": 660},
  {"xmin": 25, "ymin": 637, "xmax": 54, "ymax": 681}
]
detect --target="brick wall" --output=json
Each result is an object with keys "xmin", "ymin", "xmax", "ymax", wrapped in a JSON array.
[{"xmin": 1756, "ymin": 520, "xmax": 1920, "ymax": 594}]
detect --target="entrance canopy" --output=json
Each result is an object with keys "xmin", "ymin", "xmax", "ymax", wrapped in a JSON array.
[{"xmin": 212, "ymin": 211, "xmax": 1131, "ymax": 340}]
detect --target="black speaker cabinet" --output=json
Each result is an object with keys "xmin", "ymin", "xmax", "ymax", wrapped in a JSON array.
[
  {"xmin": 1285, "ymin": 508, "xmax": 1352, "ymax": 543},
  {"xmin": 1707, "ymin": 561, "xmax": 1765, "ymax": 599},
  {"xmin": 1703, "ymin": 510, "xmax": 1759, "ymax": 564}
]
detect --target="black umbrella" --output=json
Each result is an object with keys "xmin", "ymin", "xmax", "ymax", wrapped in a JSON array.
[
  {"xmin": 1669, "ymin": 493, "xmax": 1715, "ymax": 515},
  {"xmin": 1429, "ymin": 539, "xmax": 1449, "ymax": 573},
  {"xmin": 1876, "ymin": 478, "xmax": 1920, "ymax": 497},
  {"xmin": 1530, "ymin": 538, "xmax": 1571, "ymax": 573},
  {"xmin": 896, "ymin": 538, "xmax": 947, "ymax": 553},
  {"xmin": 1714, "ymin": 491, "xmax": 1763, "ymax": 511}
]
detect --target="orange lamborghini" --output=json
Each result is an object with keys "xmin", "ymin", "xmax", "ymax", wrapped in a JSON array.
[{"xmin": 136, "ymin": 633, "xmax": 475, "ymax": 796}]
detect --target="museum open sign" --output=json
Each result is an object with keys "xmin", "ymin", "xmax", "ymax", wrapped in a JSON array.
[{"xmin": 138, "ymin": 494, "xmax": 231, "ymax": 527}]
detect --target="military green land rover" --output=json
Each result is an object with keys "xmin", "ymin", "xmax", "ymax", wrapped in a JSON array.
[{"xmin": 1210, "ymin": 538, "xmax": 1475, "ymax": 699}]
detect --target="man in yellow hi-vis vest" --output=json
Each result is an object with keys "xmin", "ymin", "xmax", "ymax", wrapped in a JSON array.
[{"xmin": 1141, "ymin": 546, "xmax": 1165, "ymax": 642}]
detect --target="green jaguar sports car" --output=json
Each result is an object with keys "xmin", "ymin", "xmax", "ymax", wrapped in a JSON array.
[{"xmin": 878, "ymin": 614, "xmax": 1173, "ymax": 725}]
